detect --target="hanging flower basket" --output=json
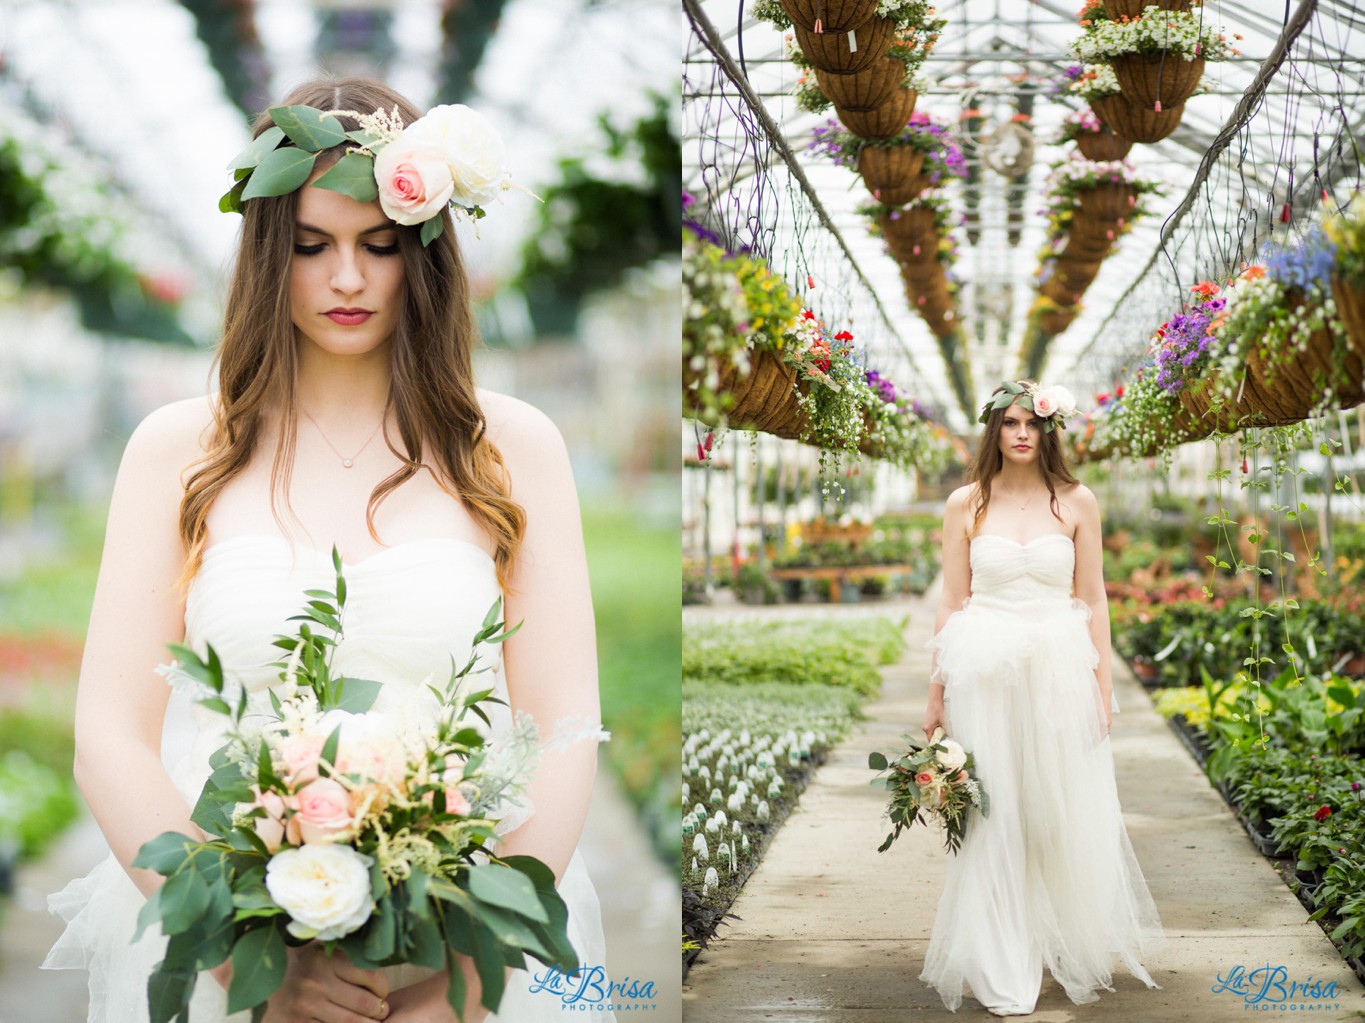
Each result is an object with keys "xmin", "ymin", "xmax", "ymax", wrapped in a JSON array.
[
  {"xmin": 1111, "ymin": 53, "xmax": 1206, "ymax": 110},
  {"xmin": 837, "ymin": 87, "xmax": 918, "ymax": 140},
  {"xmin": 1063, "ymin": 220, "xmax": 1118, "ymax": 259},
  {"xmin": 780, "ymin": 0, "xmax": 881, "ymax": 33},
  {"xmin": 1251, "ymin": 294, "xmax": 1365, "ymax": 412},
  {"xmin": 1103, "ymin": 0, "xmax": 1193, "ymax": 17},
  {"xmin": 794, "ymin": 17, "xmax": 896, "ymax": 74},
  {"xmin": 881, "ymin": 204, "xmax": 938, "ymax": 260},
  {"xmin": 1038, "ymin": 305, "xmax": 1080, "ymax": 336},
  {"xmin": 1331, "ymin": 276, "xmax": 1365, "ymax": 361},
  {"xmin": 1075, "ymin": 181, "xmax": 1138, "ymax": 222},
  {"xmin": 1052, "ymin": 256, "xmax": 1102, "ymax": 293},
  {"xmin": 815, "ymin": 59, "xmax": 905, "ymax": 111},
  {"xmin": 1091, "ymin": 93, "xmax": 1184, "ymax": 143},
  {"xmin": 708, "ymin": 348, "xmax": 811, "ymax": 437},
  {"xmin": 1075, "ymin": 127, "xmax": 1132, "ymax": 162},
  {"xmin": 1041, "ymin": 275, "xmax": 1083, "ymax": 306},
  {"xmin": 858, "ymin": 146, "xmax": 926, "ymax": 203}
]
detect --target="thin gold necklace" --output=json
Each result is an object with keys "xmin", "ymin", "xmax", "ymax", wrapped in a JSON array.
[
  {"xmin": 998, "ymin": 485, "xmax": 1036, "ymax": 512},
  {"xmin": 300, "ymin": 408, "xmax": 383, "ymax": 469}
]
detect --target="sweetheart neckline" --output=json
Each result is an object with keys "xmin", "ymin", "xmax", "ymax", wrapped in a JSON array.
[
  {"xmin": 199, "ymin": 533, "xmax": 497, "ymax": 571},
  {"xmin": 971, "ymin": 533, "xmax": 1074, "ymax": 548}
]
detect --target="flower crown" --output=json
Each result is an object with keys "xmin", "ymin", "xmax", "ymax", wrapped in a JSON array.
[
  {"xmin": 221, "ymin": 102, "xmax": 516, "ymax": 246},
  {"xmin": 978, "ymin": 380, "xmax": 1078, "ymax": 432}
]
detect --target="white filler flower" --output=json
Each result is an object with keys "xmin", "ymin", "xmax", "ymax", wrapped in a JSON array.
[{"xmin": 265, "ymin": 844, "xmax": 375, "ymax": 940}]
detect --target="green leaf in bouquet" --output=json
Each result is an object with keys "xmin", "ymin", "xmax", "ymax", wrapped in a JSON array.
[
  {"xmin": 133, "ymin": 888, "xmax": 165, "ymax": 942},
  {"xmin": 332, "ymin": 676, "xmax": 382, "ymax": 713},
  {"xmin": 364, "ymin": 895, "xmax": 399, "ymax": 961},
  {"xmin": 227, "ymin": 926, "xmax": 288, "ymax": 1014},
  {"xmin": 319, "ymin": 722, "xmax": 344, "ymax": 779},
  {"xmin": 160, "ymin": 866, "xmax": 213, "ymax": 935},
  {"xmin": 166, "ymin": 643, "xmax": 220, "ymax": 690},
  {"xmin": 332, "ymin": 544, "xmax": 344, "ymax": 575},
  {"xmin": 227, "ymin": 824, "xmax": 272, "ymax": 859},
  {"xmin": 134, "ymin": 832, "xmax": 195, "ymax": 875},
  {"xmin": 869, "ymin": 751, "xmax": 888, "ymax": 770},
  {"xmin": 444, "ymin": 945, "xmax": 470, "ymax": 1021},
  {"xmin": 257, "ymin": 740, "xmax": 284, "ymax": 792},
  {"xmin": 198, "ymin": 696, "xmax": 234, "ymax": 717},
  {"xmin": 468, "ymin": 917, "xmax": 508, "ymax": 1012},
  {"xmin": 466, "ymin": 863, "xmax": 546, "ymax": 923},
  {"xmin": 147, "ymin": 963, "xmax": 197, "ymax": 1023},
  {"xmin": 166, "ymin": 911, "xmax": 235, "ymax": 971},
  {"xmin": 406, "ymin": 908, "xmax": 446, "ymax": 970}
]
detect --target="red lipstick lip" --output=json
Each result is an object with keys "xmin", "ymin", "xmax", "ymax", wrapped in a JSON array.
[
  {"xmin": 1013, "ymin": 444, "xmax": 1031, "ymax": 451},
  {"xmin": 327, "ymin": 307, "xmax": 372, "ymax": 314},
  {"xmin": 324, "ymin": 308, "xmax": 374, "ymax": 325}
]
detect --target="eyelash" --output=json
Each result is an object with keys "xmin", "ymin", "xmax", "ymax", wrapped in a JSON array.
[{"xmin": 293, "ymin": 243, "xmax": 399, "ymax": 257}]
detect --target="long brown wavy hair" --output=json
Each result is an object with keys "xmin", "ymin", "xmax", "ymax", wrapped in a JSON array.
[
  {"xmin": 179, "ymin": 76, "xmax": 524, "ymax": 590},
  {"xmin": 965, "ymin": 380, "xmax": 1079, "ymax": 537}
]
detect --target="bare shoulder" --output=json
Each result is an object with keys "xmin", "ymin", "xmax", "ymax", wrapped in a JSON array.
[
  {"xmin": 122, "ymin": 396, "xmax": 216, "ymax": 481},
  {"xmin": 1058, "ymin": 481, "xmax": 1101, "ymax": 525},
  {"xmin": 945, "ymin": 483, "xmax": 975, "ymax": 513},
  {"xmin": 476, "ymin": 389, "xmax": 571, "ymax": 481}
]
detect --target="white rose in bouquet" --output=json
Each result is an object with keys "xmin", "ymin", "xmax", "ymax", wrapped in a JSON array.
[
  {"xmin": 935, "ymin": 738, "xmax": 968, "ymax": 772},
  {"xmin": 265, "ymin": 844, "xmax": 374, "ymax": 940}
]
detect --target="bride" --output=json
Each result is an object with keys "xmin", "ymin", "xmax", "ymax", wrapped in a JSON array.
[
  {"xmin": 918, "ymin": 380, "xmax": 1166, "ymax": 1016},
  {"xmin": 43, "ymin": 77, "xmax": 613, "ymax": 1022}
]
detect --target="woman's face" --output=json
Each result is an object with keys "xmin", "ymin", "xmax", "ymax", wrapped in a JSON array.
[
  {"xmin": 289, "ymin": 171, "xmax": 405, "ymax": 359},
  {"xmin": 997, "ymin": 399, "xmax": 1043, "ymax": 466}
]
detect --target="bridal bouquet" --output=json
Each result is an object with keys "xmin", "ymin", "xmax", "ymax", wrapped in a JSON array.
[
  {"xmin": 133, "ymin": 548, "xmax": 580, "ymax": 1022},
  {"xmin": 868, "ymin": 727, "xmax": 989, "ymax": 854}
]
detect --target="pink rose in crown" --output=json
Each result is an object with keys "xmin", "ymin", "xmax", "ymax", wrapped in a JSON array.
[
  {"xmin": 295, "ymin": 778, "xmax": 357, "ymax": 844},
  {"xmin": 1032, "ymin": 389, "xmax": 1059, "ymax": 417},
  {"xmin": 373, "ymin": 145, "xmax": 456, "ymax": 226}
]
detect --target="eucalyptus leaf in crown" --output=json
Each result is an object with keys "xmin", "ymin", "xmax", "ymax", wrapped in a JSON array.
[{"xmin": 222, "ymin": 102, "xmax": 519, "ymax": 247}]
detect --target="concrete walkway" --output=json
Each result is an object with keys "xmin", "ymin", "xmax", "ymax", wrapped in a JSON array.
[
  {"xmin": 0, "ymin": 767, "xmax": 677, "ymax": 1022},
  {"xmin": 683, "ymin": 584, "xmax": 1365, "ymax": 1021}
]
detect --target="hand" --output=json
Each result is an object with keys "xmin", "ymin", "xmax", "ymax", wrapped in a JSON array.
[
  {"xmin": 923, "ymin": 699, "xmax": 946, "ymax": 742},
  {"xmin": 258, "ymin": 944, "xmax": 392, "ymax": 1023},
  {"xmin": 1102, "ymin": 704, "xmax": 1113, "ymax": 738}
]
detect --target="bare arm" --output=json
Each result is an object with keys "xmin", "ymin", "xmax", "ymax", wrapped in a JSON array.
[
  {"xmin": 392, "ymin": 397, "xmax": 601, "ymax": 1021},
  {"xmin": 72, "ymin": 401, "xmax": 210, "ymax": 899},
  {"xmin": 1071, "ymin": 485, "xmax": 1114, "ymax": 731},
  {"xmin": 924, "ymin": 486, "xmax": 973, "ymax": 737}
]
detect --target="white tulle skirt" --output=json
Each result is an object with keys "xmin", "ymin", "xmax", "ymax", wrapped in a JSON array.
[{"xmin": 920, "ymin": 594, "xmax": 1166, "ymax": 1013}]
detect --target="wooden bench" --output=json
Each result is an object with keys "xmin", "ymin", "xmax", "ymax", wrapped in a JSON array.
[{"xmin": 766, "ymin": 564, "xmax": 912, "ymax": 602}]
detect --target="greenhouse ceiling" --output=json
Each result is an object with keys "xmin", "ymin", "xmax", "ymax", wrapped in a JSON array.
[{"xmin": 683, "ymin": 0, "xmax": 1365, "ymax": 431}]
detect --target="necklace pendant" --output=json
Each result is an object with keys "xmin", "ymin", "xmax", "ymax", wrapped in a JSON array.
[{"xmin": 342, "ymin": 458, "xmax": 354, "ymax": 468}]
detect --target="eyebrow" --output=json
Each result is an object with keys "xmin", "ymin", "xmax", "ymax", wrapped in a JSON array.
[{"xmin": 295, "ymin": 221, "xmax": 396, "ymax": 238}]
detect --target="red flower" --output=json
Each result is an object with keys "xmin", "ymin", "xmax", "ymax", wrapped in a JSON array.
[
  {"xmin": 801, "ymin": 309, "xmax": 816, "ymax": 321},
  {"xmin": 833, "ymin": 330, "xmax": 853, "ymax": 342},
  {"xmin": 1190, "ymin": 281, "xmax": 1220, "ymax": 297},
  {"xmin": 1116, "ymin": 385, "xmax": 1125, "ymax": 398},
  {"xmin": 1314, "ymin": 805, "xmax": 1332, "ymax": 821}
]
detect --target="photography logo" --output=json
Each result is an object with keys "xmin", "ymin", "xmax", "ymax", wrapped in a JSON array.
[
  {"xmin": 1211, "ymin": 963, "xmax": 1342, "ymax": 1011},
  {"xmin": 529, "ymin": 965, "xmax": 659, "ymax": 1012}
]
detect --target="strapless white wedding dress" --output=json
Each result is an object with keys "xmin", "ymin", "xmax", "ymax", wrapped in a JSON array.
[
  {"xmin": 43, "ymin": 535, "xmax": 614, "ymax": 1022},
  {"xmin": 920, "ymin": 533, "xmax": 1165, "ymax": 1014}
]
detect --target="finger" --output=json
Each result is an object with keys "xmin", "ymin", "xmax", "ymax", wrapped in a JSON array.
[
  {"xmin": 317, "ymin": 983, "xmax": 391, "ymax": 1022},
  {"xmin": 327, "ymin": 959, "xmax": 390, "ymax": 999}
]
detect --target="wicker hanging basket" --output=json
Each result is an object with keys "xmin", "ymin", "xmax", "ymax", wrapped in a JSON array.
[
  {"xmin": 1075, "ymin": 127, "xmax": 1132, "ymax": 162},
  {"xmin": 1075, "ymin": 181, "xmax": 1138, "ymax": 222},
  {"xmin": 1052, "ymin": 257, "xmax": 1102, "ymax": 293},
  {"xmin": 1111, "ymin": 53, "xmax": 1206, "ymax": 110},
  {"xmin": 1248, "ymin": 295, "xmax": 1365, "ymax": 413},
  {"xmin": 794, "ymin": 16, "xmax": 895, "ymax": 75},
  {"xmin": 1038, "ymin": 306, "xmax": 1080, "ymax": 336},
  {"xmin": 1041, "ymin": 275, "xmax": 1083, "ymax": 307},
  {"xmin": 781, "ymin": 0, "xmax": 881, "ymax": 33},
  {"xmin": 882, "ymin": 204, "xmax": 938, "ymax": 260},
  {"xmin": 858, "ymin": 146, "xmax": 926, "ymax": 205},
  {"xmin": 1103, "ymin": 0, "xmax": 1193, "ymax": 17},
  {"xmin": 836, "ymin": 87, "xmax": 917, "ymax": 140},
  {"xmin": 705, "ymin": 349, "xmax": 810, "ymax": 437},
  {"xmin": 1331, "ymin": 275, "xmax": 1365, "ymax": 361},
  {"xmin": 815, "ymin": 59, "xmax": 904, "ymax": 112},
  {"xmin": 1091, "ymin": 93, "xmax": 1184, "ymax": 143},
  {"xmin": 1062, "ymin": 221, "xmax": 1116, "ymax": 260}
]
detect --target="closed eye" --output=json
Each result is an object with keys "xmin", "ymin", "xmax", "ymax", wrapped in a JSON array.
[{"xmin": 292, "ymin": 242, "xmax": 400, "ymax": 257}]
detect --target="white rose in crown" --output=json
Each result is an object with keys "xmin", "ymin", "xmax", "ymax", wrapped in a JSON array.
[
  {"xmin": 1032, "ymin": 389, "xmax": 1060, "ymax": 418},
  {"xmin": 265, "ymin": 844, "xmax": 374, "ymax": 940},
  {"xmin": 1050, "ymin": 384, "xmax": 1078, "ymax": 418},
  {"xmin": 373, "ymin": 143, "xmax": 456, "ymax": 226},
  {"xmin": 399, "ymin": 104, "xmax": 509, "ymax": 208},
  {"xmin": 935, "ymin": 738, "xmax": 968, "ymax": 772}
]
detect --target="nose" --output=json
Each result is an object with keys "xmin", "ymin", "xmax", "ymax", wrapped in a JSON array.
[{"xmin": 330, "ymin": 246, "xmax": 366, "ymax": 296}]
